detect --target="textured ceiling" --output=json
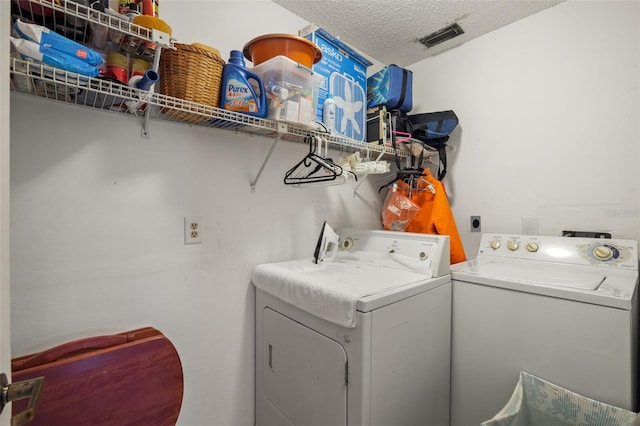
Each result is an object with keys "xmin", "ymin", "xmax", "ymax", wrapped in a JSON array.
[{"xmin": 273, "ymin": 0, "xmax": 564, "ymax": 67}]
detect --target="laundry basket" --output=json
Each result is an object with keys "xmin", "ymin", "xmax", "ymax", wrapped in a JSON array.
[
  {"xmin": 482, "ymin": 372, "xmax": 640, "ymax": 426},
  {"xmin": 158, "ymin": 43, "xmax": 225, "ymax": 124}
]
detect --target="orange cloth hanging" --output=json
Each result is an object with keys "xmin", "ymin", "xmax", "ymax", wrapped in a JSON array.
[{"xmin": 386, "ymin": 169, "xmax": 466, "ymax": 264}]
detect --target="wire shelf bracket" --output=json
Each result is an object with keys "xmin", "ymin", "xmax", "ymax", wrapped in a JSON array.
[{"xmin": 250, "ymin": 123, "xmax": 288, "ymax": 192}]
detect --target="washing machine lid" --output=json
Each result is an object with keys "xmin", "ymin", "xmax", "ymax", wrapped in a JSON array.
[
  {"xmin": 452, "ymin": 258, "xmax": 638, "ymax": 309},
  {"xmin": 466, "ymin": 260, "xmax": 605, "ymax": 290}
]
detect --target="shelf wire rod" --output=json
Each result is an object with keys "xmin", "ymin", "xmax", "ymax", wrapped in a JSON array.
[
  {"xmin": 141, "ymin": 102, "xmax": 151, "ymax": 138},
  {"xmin": 250, "ymin": 134, "xmax": 281, "ymax": 192},
  {"xmin": 141, "ymin": 46, "xmax": 165, "ymax": 139}
]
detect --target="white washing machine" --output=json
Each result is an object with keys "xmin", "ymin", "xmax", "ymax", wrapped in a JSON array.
[
  {"xmin": 450, "ymin": 233, "xmax": 639, "ymax": 426},
  {"xmin": 252, "ymin": 229, "xmax": 451, "ymax": 426}
]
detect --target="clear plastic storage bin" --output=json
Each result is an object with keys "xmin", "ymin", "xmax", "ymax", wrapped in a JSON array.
[{"xmin": 251, "ymin": 55, "xmax": 324, "ymax": 128}]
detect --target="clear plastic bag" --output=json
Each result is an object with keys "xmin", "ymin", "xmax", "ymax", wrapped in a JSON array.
[{"xmin": 381, "ymin": 184, "xmax": 421, "ymax": 232}]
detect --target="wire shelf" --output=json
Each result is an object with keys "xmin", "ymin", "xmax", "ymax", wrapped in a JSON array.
[
  {"xmin": 9, "ymin": 0, "xmax": 414, "ymax": 191},
  {"xmin": 11, "ymin": 0, "xmax": 173, "ymax": 59},
  {"xmin": 10, "ymin": 57, "xmax": 408, "ymax": 159},
  {"xmin": 12, "ymin": 0, "xmax": 173, "ymax": 47}
]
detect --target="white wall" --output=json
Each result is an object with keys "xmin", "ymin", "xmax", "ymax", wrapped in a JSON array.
[
  {"xmin": 9, "ymin": 2, "xmax": 385, "ymax": 425},
  {"xmin": 409, "ymin": 0, "xmax": 640, "ymax": 258},
  {"xmin": 9, "ymin": 1, "xmax": 640, "ymax": 425}
]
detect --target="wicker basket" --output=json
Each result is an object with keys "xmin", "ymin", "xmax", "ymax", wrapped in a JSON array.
[{"xmin": 158, "ymin": 43, "xmax": 225, "ymax": 124}]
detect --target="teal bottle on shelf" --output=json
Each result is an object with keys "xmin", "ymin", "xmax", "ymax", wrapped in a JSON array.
[{"xmin": 220, "ymin": 50, "xmax": 267, "ymax": 118}]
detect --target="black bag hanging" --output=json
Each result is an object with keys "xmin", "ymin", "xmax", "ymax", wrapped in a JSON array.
[
  {"xmin": 408, "ymin": 110, "xmax": 459, "ymax": 180},
  {"xmin": 388, "ymin": 109, "xmax": 413, "ymax": 142},
  {"xmin": 420, "ymin": 136, "xmax": 449, "ymax": 181}
]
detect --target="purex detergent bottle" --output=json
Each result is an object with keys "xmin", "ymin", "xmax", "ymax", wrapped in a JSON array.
[{"xmin": 220, "ymin": 50, "xmax": 267, "ymax": 117}]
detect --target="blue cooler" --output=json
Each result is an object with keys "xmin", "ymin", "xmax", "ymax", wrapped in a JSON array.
[{"xmin": 367, "ymin": 65, "xmax": 413, "ymax": 112}]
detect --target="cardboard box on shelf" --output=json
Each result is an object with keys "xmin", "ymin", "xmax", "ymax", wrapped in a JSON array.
[
  {"xmin": 366, "ymin": 105, "xmax": 388, "ymax": 145},
  {"xmin": 299, "ymin": 25, "xmax": 372, "ymax": 141}
]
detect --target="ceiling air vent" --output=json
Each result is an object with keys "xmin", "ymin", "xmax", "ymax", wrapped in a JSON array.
[{"xmin": 418, "ymin": 23, "xmax": 465, "ymax": 48}]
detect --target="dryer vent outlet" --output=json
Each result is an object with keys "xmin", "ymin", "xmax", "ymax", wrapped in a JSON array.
[{"xmin": 470, "ymin": 216, "xmax": 481, "ymax": 232}]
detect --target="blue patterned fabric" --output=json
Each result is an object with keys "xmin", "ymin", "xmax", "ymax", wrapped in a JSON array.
[{"xmin": 482, "ymin": 372, "xmax": 639, "ymax": 426}]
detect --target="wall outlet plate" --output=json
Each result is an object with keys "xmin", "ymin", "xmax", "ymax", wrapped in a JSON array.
[
  {"xmin": 470, "ymin": 215, "xmax": 481, "ymax": 232},
  {"xmin": 184, "ymin": 216, "xmax": 202, "ymax": 244}
]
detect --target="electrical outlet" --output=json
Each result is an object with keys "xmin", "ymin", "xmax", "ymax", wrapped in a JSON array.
[
  {"xmin": 184, "ymin": 216, "xmax": 202, "ymax": 244},
  {"xmin": 470, "ymin": 215, "xmax": 481, "ymax": 232}
]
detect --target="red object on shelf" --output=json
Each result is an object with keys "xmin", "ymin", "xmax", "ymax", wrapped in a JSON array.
[{"xmin": 142, "ymin": 0, "xmax": 152, "ymax": 16}]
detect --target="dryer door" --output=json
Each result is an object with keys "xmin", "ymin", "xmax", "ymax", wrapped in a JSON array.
[{"xmin": 261, "ymin": 308, "xmax": 347, "ymax": 426}]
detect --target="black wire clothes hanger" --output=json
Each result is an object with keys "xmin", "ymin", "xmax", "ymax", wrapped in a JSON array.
[
  {"xmin": 284, "ymin": 134, "xmax": 357, "ymax": 186},
  {"xmin": 379, "ymin": 131, "xmax": 436, "ymax": 197}
]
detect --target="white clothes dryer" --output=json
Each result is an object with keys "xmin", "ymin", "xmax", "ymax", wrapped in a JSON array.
[
  {"xmin": 450, "ymin": 233, "xmax": 639, "ymax": 426},
  {"xmin": 252, "ymin": 229, "xmax": 451, "ymax": 426}
]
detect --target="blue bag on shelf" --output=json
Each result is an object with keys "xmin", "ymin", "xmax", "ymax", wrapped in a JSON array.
[
  {"xmin": 367, "ymin": 65, "xmax": 413, "ymax": 112},
  {"xmin": 13, "ymin": 19, "xmax": 103, "ymax": 67},
  {"xmin": 409, "ymin": 110, "xmax": 459, "ymax": 141},
  {"xmin": 10, "ymin": 36, "xmax": 100, "ymax": 77}
]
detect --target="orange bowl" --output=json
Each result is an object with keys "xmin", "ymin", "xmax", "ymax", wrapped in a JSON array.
[{"xmin": 243, "ymin": 33, "xmax": 322, "ymax": 68}]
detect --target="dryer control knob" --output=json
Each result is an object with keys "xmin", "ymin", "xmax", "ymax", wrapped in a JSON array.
[
  {"xmin": 526, "ymin": 242, "xmax": 539, "ymax": 252},
  {"xmin": 489, "ymin": 240, "xmax": 501, "ymax": 250},
  {"xmin": 507, "ymin": 241, "xmax": 519, "ymax": 251},
  {"xmin": 340, "ymin": 238, "xmax": 354, "ymax": 251},
  {"xmin": 593, "ymin": 245, "xmax": 613, "ymax": 261}
]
